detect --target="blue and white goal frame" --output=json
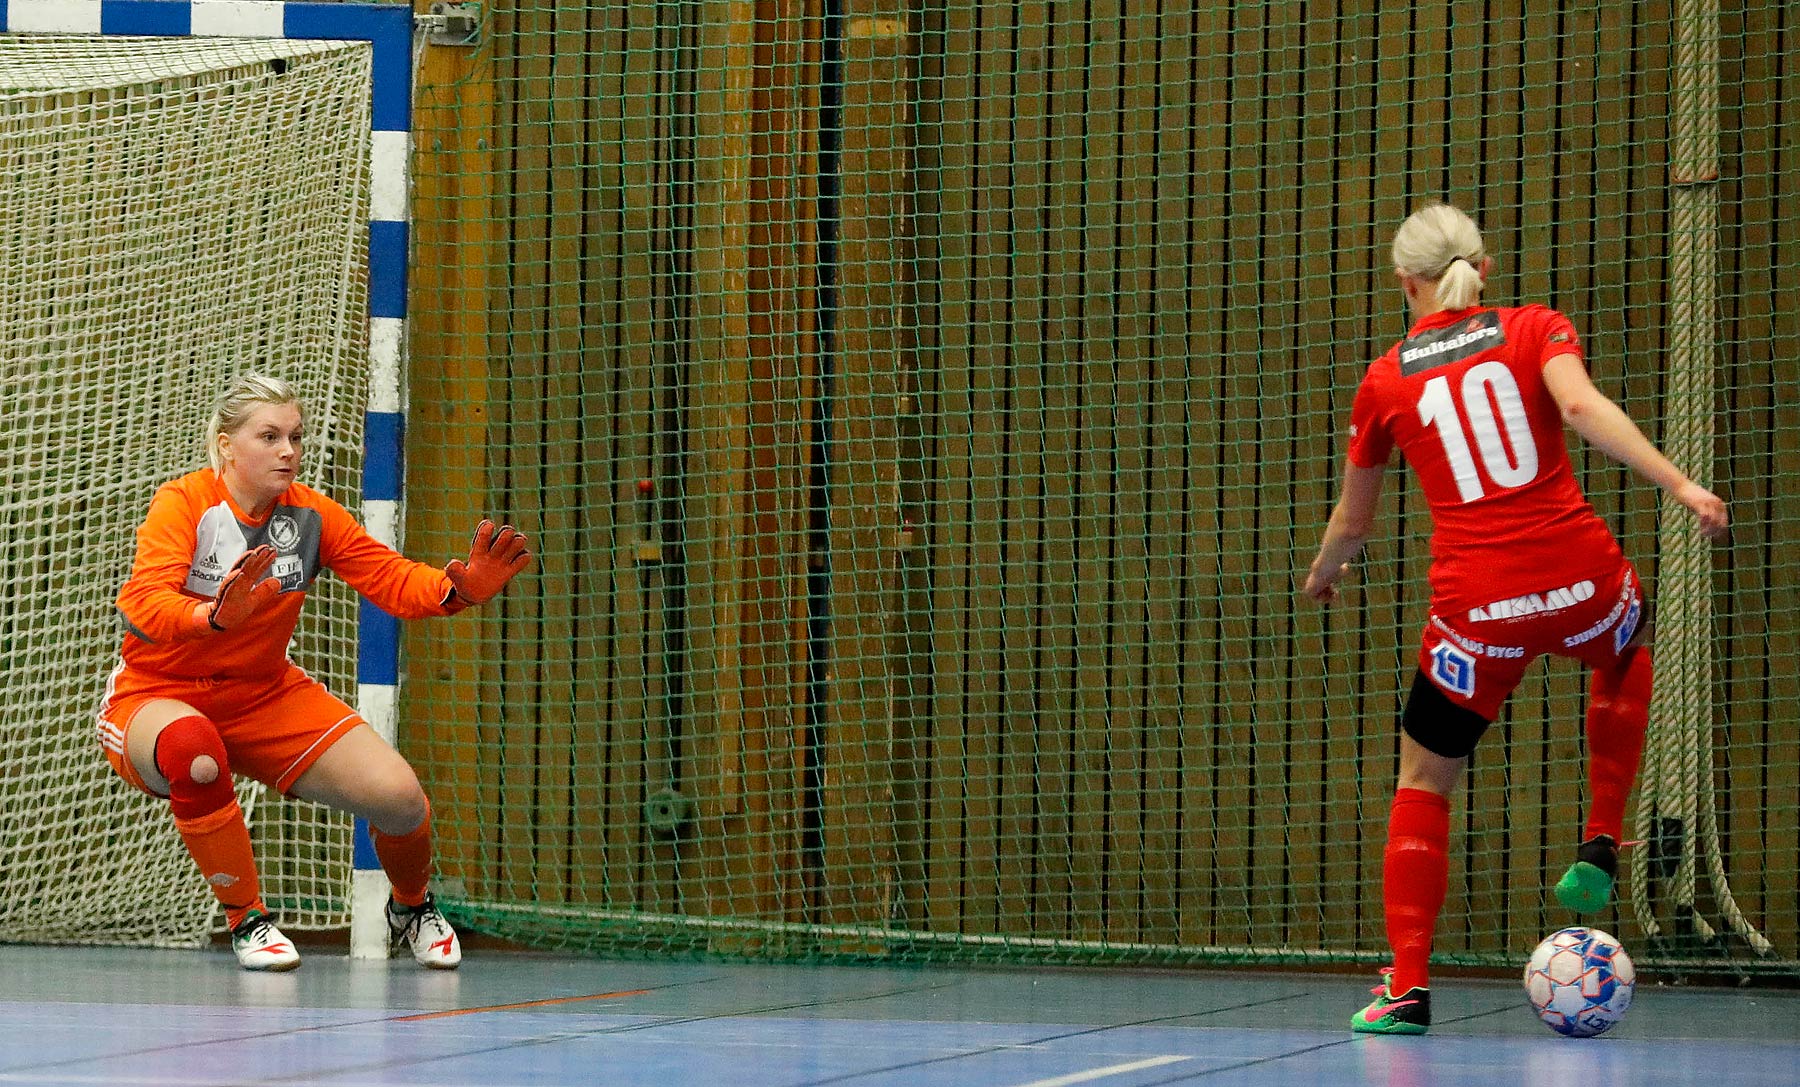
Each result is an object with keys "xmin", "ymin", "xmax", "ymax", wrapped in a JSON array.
[{"xmin": 2, "ymin": 0, "xmax": 413, "ymax": 959}]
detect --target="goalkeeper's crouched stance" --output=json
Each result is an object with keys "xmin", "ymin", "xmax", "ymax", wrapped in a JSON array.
[{"xmin": 97, "ymin": 373, "xmax": 531, "ymax": 971}]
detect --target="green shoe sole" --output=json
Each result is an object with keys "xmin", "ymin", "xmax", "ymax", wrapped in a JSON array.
[
  {"xmin": 1554, "ymin": 860, "xmax": 1615, "ymax": 913},
  {"xmin": 1352, "ymin": 985, "xmax": 1431, "ymax": 1035},
  {"xmin": 1351, "ymin": 1014, "xmax": 1429, "ymax": 1035}
]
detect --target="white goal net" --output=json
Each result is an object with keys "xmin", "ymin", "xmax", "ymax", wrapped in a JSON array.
[{"xmin": 0, "ymin": 34, "xmax": 374, "ymax": 946}]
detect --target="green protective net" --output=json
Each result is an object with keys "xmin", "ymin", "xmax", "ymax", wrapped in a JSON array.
[{"xmin": 401, "ymin": 2, "xmax": 1800, "ymax": 975}]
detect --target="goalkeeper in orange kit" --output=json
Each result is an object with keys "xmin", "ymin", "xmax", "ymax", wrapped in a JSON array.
[{"xmin": 98, "ymin": 373, "xmax": 531, "ymax": 971}]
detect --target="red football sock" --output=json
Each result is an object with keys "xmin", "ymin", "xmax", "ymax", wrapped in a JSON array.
[
  {"xmin": 371, "ymin": 798, "xmax": 435, "ymax": 908},
  {"xmin": 1584, "ymin": 649, "xmax": 1652, "ymax": 844},
  {"xmin": 1384, "ymin": 787, "xmax": 1451, "ymax": 995}
]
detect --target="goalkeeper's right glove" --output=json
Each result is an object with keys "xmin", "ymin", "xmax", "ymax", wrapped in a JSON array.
[{"xmin": 191, "ymin": 544, "xmax": 283, "ymax": 633}]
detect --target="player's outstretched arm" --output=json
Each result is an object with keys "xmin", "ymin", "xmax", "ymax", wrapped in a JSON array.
[
  {"xmin": 192, "ymin": 544, "xmax": 282, "ymax": 632},
  {"xmin": 1304, "ymin": 462, "xmax": 1387, "ymax": 604},
  {"xmin": 1542, "ymin": 354, "xmax": 1729, "ymax": 541},
  {"xmin": 445, "ymin": 520, "xmax": 533, "ymax": 608}
]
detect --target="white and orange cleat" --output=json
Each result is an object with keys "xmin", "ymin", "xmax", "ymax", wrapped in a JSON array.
[
  {"xmin": 387, "ymin": 892, "xmax": 462, "ymax": 969},
  {"xmin": 231, "ymin": 911, "xmax": 301, "ymax": 972}
]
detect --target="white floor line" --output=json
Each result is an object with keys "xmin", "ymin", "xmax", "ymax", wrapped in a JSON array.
[{"xmin": 1005, "ymin": 1054, "xmax": 1192, "ymax": 1087}]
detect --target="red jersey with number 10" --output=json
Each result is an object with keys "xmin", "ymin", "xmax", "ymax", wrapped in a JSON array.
[{"xmin": 1345, "ymin": 304, "xmax": 1623, "ymax": 611}]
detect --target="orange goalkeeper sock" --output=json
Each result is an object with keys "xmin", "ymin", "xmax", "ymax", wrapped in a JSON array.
[
  {"xmin": 371, "ymin": 799, "xmax": 435, "ymax": 908},
  {"xmin": 172, "ymin": 801, "xmax": 265, "ymax": 930}
]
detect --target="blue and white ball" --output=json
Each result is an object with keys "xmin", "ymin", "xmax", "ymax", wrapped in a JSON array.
[{"xmin": 1524, "ymin": 926, "xmax": 1635, "ymax": 1037}]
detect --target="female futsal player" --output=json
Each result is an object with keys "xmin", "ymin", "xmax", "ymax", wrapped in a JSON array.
[
  {"xmin": 1304, "ymin": 203, "xmax": 1727, "ymax": 1034},
  {"xmin": 100, "ymin": 373, "xmax": 531, "ymax": 971}
]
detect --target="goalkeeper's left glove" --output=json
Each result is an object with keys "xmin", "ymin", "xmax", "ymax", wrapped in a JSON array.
[{"xmin": 445, "ymin": 519, "xmax": 532, "ymax": 609}]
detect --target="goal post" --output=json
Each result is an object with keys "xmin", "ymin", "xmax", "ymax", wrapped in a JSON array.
[{"xmin": 0, "ymin": 0, "xmax": 413, "ymax": 959}]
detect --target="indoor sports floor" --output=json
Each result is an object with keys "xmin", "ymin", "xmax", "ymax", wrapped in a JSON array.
[{"xmin": 1, "ymin": 945, "xmax": 1796, "ymax": 1086}]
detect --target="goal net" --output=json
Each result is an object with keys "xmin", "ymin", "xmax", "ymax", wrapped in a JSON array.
[
  {"xmin": 393, "ymin": 5, "xmax": 1797, "ymax": 976},
  {"xmin": 0, "ymin": 34, "xmax": 373, "ymax": 946}
]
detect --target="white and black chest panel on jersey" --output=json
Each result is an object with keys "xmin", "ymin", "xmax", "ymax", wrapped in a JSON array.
[
  {"xmin": 183, "ymin": 501, "xmax": 324, "ymax": 597},
  {"xmin": 1400, "ymin": 310, "xmax": 1508, "ymax": 376}
]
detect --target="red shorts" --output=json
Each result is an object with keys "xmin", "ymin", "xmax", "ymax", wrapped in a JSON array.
[
  {"xmin": 1417, "ymin": 560, "xmax": 1645, "ymax": 720},
  {"xmin": 96, "ymin": 661, "xmax": 365, "ymax": 796}
]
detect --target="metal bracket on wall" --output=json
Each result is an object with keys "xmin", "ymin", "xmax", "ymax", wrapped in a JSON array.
[{"xmin": 418, "ymin": 1, "xmax": 480, "ymax": 48}]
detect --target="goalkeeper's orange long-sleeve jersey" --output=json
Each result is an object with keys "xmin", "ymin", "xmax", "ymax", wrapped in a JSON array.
[{"xmin": 116, "ymin": 469, "xmax": 455, "ymax": 680}]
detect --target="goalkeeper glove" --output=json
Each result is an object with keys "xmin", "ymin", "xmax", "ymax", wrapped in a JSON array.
[
  {"xmin": 193, "ymin": 545, "xmax": 282, "ymax": 633},
  {"xmin": 445, "ymin": 520, "xmax": 532, "ymax": 608}
]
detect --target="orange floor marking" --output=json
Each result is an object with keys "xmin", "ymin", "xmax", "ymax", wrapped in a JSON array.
[{"xmin": 395, "ymin": 988, "xmax": 653, "ymax": 1021}]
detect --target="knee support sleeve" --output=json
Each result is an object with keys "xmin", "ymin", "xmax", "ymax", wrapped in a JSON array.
[
  {"xmin": 153, "ymin": 715, "xmax": 236, "ymax": 822},
  {"xmin": 1400, "ymin": 669, "xmax": 1493, "ymax": 760}
]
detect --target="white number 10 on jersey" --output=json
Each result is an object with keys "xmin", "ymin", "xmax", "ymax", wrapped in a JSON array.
[{"xmin": 1416, "ymin": 360, "xmax": 1540, "ymax": 502}]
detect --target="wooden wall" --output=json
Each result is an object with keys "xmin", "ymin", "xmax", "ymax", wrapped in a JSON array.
[{"xmin": 402, "ymin": 0, "xmax": 1799, "ymax": 963}]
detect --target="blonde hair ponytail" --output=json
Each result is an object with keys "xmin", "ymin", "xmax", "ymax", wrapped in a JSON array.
[{"xmin": 1392, "ymin": 202, "xmax": 1488, "ymax": 311}]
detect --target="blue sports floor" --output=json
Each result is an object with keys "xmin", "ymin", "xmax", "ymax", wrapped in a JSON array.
[{"xmin": 1, "ymin": 945, "xmax": 1795, "ymax": 1086}]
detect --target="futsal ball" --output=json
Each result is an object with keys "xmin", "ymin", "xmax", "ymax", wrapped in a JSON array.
[{"xmin": 1523, "ymin": 926, "xmax": 1635, "ymax": 1037}]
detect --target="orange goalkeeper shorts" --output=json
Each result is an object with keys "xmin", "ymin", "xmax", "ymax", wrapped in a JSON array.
[{"xmin": 97, "ymin": 661, "xmax": 365, "ymax": 797}]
